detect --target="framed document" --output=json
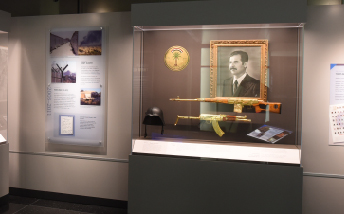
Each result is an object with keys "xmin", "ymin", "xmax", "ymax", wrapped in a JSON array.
[{"xmin": 60, "ymin": 115, "xmax": 75, "ymax": 135}]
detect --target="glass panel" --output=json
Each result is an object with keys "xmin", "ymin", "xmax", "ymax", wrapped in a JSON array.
[
  {"xmin": 0, "ymin": 32, "xmax": 7, "ymax": 142},
  {"xmin": 132, "ymin": 24, "xmax": 304, "ymax": 164},
  {"xmin": 45, "ymin": 27, "xmax": 107, "ymax": 154}
]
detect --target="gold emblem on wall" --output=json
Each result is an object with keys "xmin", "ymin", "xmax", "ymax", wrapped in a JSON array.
[{"xmin": 164, "ymin": 46, "xmax": 190, "ymax": 71}]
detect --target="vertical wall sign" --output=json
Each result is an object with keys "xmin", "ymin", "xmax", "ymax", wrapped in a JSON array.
[
  {"xmin": 329, "ymin": 64, "xmax": 344, "ymax": 146},
  {"xmin": 46, "ymin": 27, "xmax": 107, "ymax": 147}
]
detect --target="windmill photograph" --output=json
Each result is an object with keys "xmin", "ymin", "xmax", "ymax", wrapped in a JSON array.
[{"xmin": 51, "ymin": 61, "xmax": 77, "ymax": 83}]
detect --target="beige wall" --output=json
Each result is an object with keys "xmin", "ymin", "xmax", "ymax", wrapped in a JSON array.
[
  {"xmin": 8, "ymin": 12, "xmax": 132, "ymax": 200},
  {"xmin": 302, "ymin": 5, "xmax": 344, "ymax": 214}
]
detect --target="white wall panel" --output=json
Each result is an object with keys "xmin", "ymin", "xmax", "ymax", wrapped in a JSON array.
[
  {"xmin": 8, "ymin": 12, "xmax": 132, "ymax": 200},
  {"xmin": 9, "ymin": 153, "xmax": 128, "ymax": 200},
  {"xmin": 303, "ymin": 5, "xmax": 344, "ymax": 175},
  {"xmin": 303, "ymin": 5, "xmax": 344, "ymax": 214},
  {"xmin": 303, "ymin": 176, "xmax": 344, "ymax": 214}
]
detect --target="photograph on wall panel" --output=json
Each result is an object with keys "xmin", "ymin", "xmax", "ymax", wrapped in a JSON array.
[{"xmin": 50, "ymin": 30, "xmax": 102, "ymax": 57}]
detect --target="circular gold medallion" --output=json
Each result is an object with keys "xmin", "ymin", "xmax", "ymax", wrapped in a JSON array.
[{"xmin": 164, "ymin": 46, "xmax": 190, "ymax": 71}]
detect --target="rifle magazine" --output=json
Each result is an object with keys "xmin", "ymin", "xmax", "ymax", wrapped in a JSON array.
[{"xmin": 211, "ymin": 120, "xmax": 225, "ymax": 137}]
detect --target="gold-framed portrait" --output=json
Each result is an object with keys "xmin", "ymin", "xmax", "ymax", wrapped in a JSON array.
[{"xmin": 210, "ymin": 40, "xmax": 268, "ymax": 101}]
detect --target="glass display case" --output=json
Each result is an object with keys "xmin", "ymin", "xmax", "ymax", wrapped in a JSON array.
[
  {"xmin": 132, "ymin": 23, "xmax": 304, "ymax": 165},
  {"xmin": 0, "ymin": 10, "xmax": 9, "ymax": 202},
  {"xmin": 0, "ymin": 30, "xmax": 7, "ymax": 144}
]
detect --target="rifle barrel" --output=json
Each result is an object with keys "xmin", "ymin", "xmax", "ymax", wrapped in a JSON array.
[{"xmin": 170, "ymin": 98, "xmax": 201, "ymax": 101}]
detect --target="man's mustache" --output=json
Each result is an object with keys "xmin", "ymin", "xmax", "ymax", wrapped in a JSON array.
[{"xmin": 230, "ymin": 67, "xmax": 237, "ymax": 70}]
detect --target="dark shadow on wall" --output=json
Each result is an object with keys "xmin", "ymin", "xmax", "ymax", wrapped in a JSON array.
[{"xmin": 0, "ymin": 0, "xmax": 209, "ymax": 17}]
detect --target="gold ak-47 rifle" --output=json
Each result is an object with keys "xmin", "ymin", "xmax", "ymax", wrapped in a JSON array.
[
  {"xmin": 174, "ymin": 114, "xmax": 251, "ymax": 137},
  {"xmin": 170, "ymin": 97, "xmax": 282, "ymax": 114}
]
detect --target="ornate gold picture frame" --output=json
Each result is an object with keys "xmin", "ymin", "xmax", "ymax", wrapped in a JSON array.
[{"xmin": 210, "ymin": 40, "xmax": 268, "ymax": 101}]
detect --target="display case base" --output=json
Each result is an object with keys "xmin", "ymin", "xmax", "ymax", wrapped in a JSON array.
[
  {"xmin": 129, "ymin": 154, "xmax": 303, "ymax": 214},
  {"xmin": 0, "ymin": 143, "xmax": 8, "ymax": 200},
  {"xmin": 0, "ymin": 194, "xmax": 8, "ymax": 207}
]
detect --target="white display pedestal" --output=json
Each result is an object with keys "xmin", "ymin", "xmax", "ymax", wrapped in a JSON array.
[{"xmin": 133, "ymin": 139, "xmax": 301, "ymax": 164}]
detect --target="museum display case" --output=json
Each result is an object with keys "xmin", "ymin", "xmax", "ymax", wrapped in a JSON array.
[
  {"xmin": 0, "ymin": 29, "xmax": 8, "ymax": 143},
  {"xmin": 129, "ymin": 1, "xmax": 305, "ymax": 213},
  {"xmin": 0, "ymin": 9, "xmax": 9, "ymax": 205},
  {"xmin": 132, "ymin": 23, "xmax": 304, "ymax": 165}
]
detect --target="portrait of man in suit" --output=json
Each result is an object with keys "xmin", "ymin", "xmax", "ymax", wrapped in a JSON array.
[{"xmin": 222, "ymin": 50, "xmax": 260, "ymax": 98}]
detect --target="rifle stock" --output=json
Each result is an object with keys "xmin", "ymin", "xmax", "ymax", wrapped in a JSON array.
[{"xmin": 254, "ymin": 102, "xmax": 281, "ymax": 114}]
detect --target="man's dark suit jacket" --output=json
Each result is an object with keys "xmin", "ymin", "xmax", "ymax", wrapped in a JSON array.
[{"xmin": 222, "ymin": 74, "xmax": 260, "ymax": 97}]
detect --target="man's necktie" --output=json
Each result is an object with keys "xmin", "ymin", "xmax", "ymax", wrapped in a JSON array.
[{"xmin": 233, "ymin": 80, "xmax": 238, "ymax": 94}]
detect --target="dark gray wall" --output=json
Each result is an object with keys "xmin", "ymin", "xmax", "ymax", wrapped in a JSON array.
[
  {"xmin": 0, "ymin": 0, "xmax": 337, "ymax": 18},
  {"xmin": 0, "ymin": 10, "xmax": 10, "ymax": 32},
  {"xmin": 0, "ymin": 0, "xmax": 209, "ymax": 17},
  {"xmin": 132, "ymin": 0, "xmax": 307, "ymax": 26},
  {"xmin": 129, "ymin": 154, "xmax": 303, "ymax": 214},
  {"xmin": 0, "ymin": 144, "xmax": 8, "ymax": 199}
]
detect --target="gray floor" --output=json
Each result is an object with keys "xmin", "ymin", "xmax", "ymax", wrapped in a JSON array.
[{"xmin": 0, "ymin": 195, "xmax": 127, "ymax": 214}]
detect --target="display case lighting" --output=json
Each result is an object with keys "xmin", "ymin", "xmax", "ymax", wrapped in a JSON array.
[{"xmin": 134, "ymin": 23, "xmax": 305, "ymax": 32}]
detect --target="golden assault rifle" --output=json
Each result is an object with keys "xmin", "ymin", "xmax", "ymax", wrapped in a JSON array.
[
  {"xmin": 170, "ymin": 97, "xmax": 282, "ymax": 114},
  {"xmin": 174, "ymin": 114, "xmax": 251, "ymax": 137}
]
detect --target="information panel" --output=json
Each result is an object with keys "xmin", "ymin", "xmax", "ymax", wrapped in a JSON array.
[
  {"xmin": 46, "ymin": 27, "xmax": 106, "ymax": 147},
  {"xmin": 329, "ymin": 64, "xmax": 344, "ymax": 146}
]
